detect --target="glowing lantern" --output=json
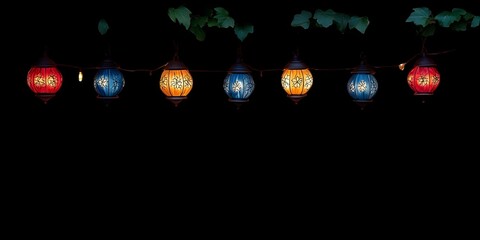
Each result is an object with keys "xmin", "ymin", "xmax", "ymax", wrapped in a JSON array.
[
  {"xmin": 281, "ymin": 54, "xmax": 313, "ymax": 104},
  {"xmin": 347, "ymin": 61, "xmax": 378, "ymax": 107},
  {"xmin": 159, "ymin": 55, "xmax": 193, "ymax": 107},
  {"xmin": 223, "ymin": 58, "xmax": 255, "ymax": 107},
  {"xmin": 26, "ymin": 53, "xmax": 63, "ymax": 103},
  {"xmin": 93, "ymin": 58, "xmax": 125, "ymax": 99},
  {"xmin": 407, "ymin": 54, "xmax": 440, "ymax": 96}
]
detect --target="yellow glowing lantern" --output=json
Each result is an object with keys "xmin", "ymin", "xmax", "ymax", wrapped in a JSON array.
[
  {"xmin": 160, "ymin": 55, "xmax": 193, "ymax": 107},
  {"xmin": 281, "ymin": 54, "xmax": 313, "ymax": 104}
]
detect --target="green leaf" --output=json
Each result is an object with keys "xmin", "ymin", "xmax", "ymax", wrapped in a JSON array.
[
  {"xmin": 435, "ymin": 11, "xmax": 459, "ymax": 27},
  {"xmin": 463, "ymin": 12, "xmax": 474, "ymax": 21},
  {"xmin": 291, "ymin": 10, "xmax": 312, "ymax": 29},
  {"xmin": 333, "ymin": 13, "xmax": 349, "ymax": 32},
  {"xmin": 313, "ymin": 9, "xmax": 336, "ymax": 28},
  {"xmin": 213, "ymin": 7, "xmax": 234, "ymax": 28},
  {"xmin": 218, "ymin": 16, "xmax": 235, "ymax": 28},
  {"xmin": 213, "ymin": 7, "xmax": 229, "ymax": 17},
  {"xmin": 191, "ymin": 16, "xmax": 208, "ymax": 28},
  {"xmin": 207, "ymin": 18, "xmax": 219, "ymax": 27},
  {"xmin": 189, "ymin": 26, "xmax": 206, "ymax": 41},
  {"xmin": 472, "ymin": 16, "xmax": 480, "ymax": 28},
  {"xmin": 348, "ymin": 16, "xmax": 369, "ymax": 34},
  {"xmin": 421, "ymin": 24, "xmax": 436, "ymax": 37},
  {"xmin": 98, "ymin": 18, "xmax": 109, "ymax": 35},
  {"xmin": 167, "ymin": 6, "xmax": 192, "ymax": 29},
  {"xmin": 406, "ymin": 7, "xmax": 432, "ymax": 27},
  {"xmin": 452, "ymin": 8, "xmax": 467, "ymax": 16},
  {"xmin": 451, "ymin": 21, "xmax": 467, "ymax": 31},
  {"xmin": 234, "ymin": 24, "xmax": 254, "ymax": 42}
]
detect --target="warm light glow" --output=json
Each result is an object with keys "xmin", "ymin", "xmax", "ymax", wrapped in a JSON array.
[
  {"xmin": 78, "ymin": 71, "xmax": 83, "ymax": 82},
  {"xmin": 160, "ymin": 69, "xmax": 193, "ymax": 97},
  {"xmin": 407, "ymin": 55, "xmax": 440, "ymax": 95},
  {"xmin": 281, "ymin": 69, "xmax": 313, "ymax": 96},
  {"xmin": 27, "ymin": 66, "xmax": 63, "ymax": 95},
  {"xmin": 281, "ymin": 54, "xmax": 313, "ymax": 104},
  {"xmin": 159, "ymin": 55, "xmax": 193, "ymax": 107},
  {"xmin": 27, "ymin": 54, "xmax": 63, "ymax": 103},
  {"xmin": 399, "ymin": 63, "xmax": 406, "ymax": 71}
]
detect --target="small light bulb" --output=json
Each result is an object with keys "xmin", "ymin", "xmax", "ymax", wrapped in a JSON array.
[
  {"xmin": 78, "ymin": 71, "xmax": 83, "ymax": 82},
  {"xmin": 398, "ymin": 63, "xmax": 406, "ymax": 71}
]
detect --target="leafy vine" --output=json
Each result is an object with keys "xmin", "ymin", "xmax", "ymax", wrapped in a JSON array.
[
  {"xmin": 406, "ymin": 7, "xmax": 479, "ymax": 37},
  {"xmin": 291, "ymin": 9, "xmax": 369, "ymax": 34},
  {"xmin": 167, "ymin": 5, "xmax": 254, "ymax": 42}
]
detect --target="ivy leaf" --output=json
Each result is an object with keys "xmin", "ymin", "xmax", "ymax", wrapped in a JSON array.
[
  {"xmin": 406, "ymin": 7, "xmax": 432, "ymax": 27},
  {"xmin": 333, "ymin": 13, "xmax": 349, "ymax": 33},
  {"xmin": 213, "ymin": 7, "xmax": 234, "ymax": 28},
  {"xmin": 234, "ymin": 24, "xmax": 254, "ymax": 42},
  {"xmin": 472, "ymin": 16, "xmax": 480, "ymax": 28},
  {"xmin": 207, "ymin": 18, "xmax": 219, "ymax": 27},
  {"xmin": 189, "ymin": 26, "xmax": 206, "ymax": 41},
  {"xmin": 168, "ymin": 6, "xmax": 192, "ymax": 29},
  {"xmin": 313, "ymin": 9, "xmax": 335, "ymax": 28},
  {"xmin": 452, "ymin": 8, "xmax": 467, "ymax": 17},
  {"xmin": 435, "ymin": 11, "xmax": 459, "ymax": 27},
  {"xmin": 191, "ymin": 16, "xmax": 208, "ymax": 28},
  {"xmin": 463, "ymin": 12, "xmax": 474, "ymax": 21},
  {"xmin": 348, "ymin": 16, "xmax": 369, "ymax": 34},
  {"xmin": 291, "ymin": 10, "xmax": 312, "ymax": 29},
  {"xmin": 451, "ymin": 21, "xmax": 467, "ymax": 31},
  {"xmin": 219, "ymin": 17, "xmax": 235, "ymax": 28},
  {"xmin": 98, "ymin": 18, "xmax": 109, "ymax": 36},
  {"xmin": 421, "ymin": 24, "xmax": 436, "ymax": 37}
]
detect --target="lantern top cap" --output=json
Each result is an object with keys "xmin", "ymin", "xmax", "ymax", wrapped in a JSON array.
[
  {"xmin": 228, "ymin": 58, "xmax": 251, "ymax": 73},
  {"xmin": 284, "ymin": 54, "xmax": 308, "ymax": 70},
  {"xmin": 35, "ymin": 54, "xmax": 56, "ymax": 67},
  {"xmin": 165, "ymin": 54, "xmax": 188, "ymax": 70},
  {"xmin": 98, "ymin": 58, "xmax": 119, "ymax": 69},
  {"xmin": 415, "ymin": 54, "xmax": 437, "ymax": 67},
  {"xmin": 351, "ymin": 61, "xmax": 375, "ymax": 74}
]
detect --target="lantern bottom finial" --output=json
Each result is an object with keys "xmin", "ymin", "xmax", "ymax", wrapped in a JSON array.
[
  {"xmin": 353, "ymin": 100, "xmax": 373, "ymax": 110},
  {"xmin": 228, "ymin": 98, "xmax": 249, "ymax": 110},
  {"xmin": 287, "ymin": 94, "xmax": 306, "ymax": 105},
  {"xmin": 413, "ymin": 93, "xmax": 433, "ymax": 104},
  {"xmin": 166, "ymin": 96, "xmax": 187, "ymax": 107},
  {"xmin": 97, "ymin": 95, "xmax": 119, "ymax": 107},
  {"xmin": 35, "ymin": 94, "xmax": 55, "ymax": 104},
  {"xmin": 414, "ymin": 92, "xmax": 434, "ymax": 96}
]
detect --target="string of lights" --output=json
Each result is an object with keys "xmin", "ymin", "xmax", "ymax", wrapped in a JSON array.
[{"xmin": 26, "ymin": 47, "xmax": 453, "ymax": 107}]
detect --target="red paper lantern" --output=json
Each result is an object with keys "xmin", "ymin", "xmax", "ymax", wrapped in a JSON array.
[
  {"xmin": 407, "ymin": 55, "xmax": 440, "ymax": 96},
  {"xmin": 27, "ymin": 54, "xmax": 63, "ymax": 103}
]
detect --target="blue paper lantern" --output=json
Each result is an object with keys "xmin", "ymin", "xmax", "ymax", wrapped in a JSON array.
[
  {"xmin": 347, "ymin": 62, "xmax": 378, "ymax": 103},
  {"xmin": 223, "ymin": 59, "xmax": 255, "ymax": 103},
  {"xmin": 93, "ymin": 58, "xmax": 125, "ymax": 99}
]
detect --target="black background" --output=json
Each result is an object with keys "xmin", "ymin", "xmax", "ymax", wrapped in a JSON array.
[
  {"xmin": 8, "ymin": 1, "xmax": 478, "ymax": 155},
  {"xmin": 4, "ymin": 0, "xmax": 479, "ymax": 233}
]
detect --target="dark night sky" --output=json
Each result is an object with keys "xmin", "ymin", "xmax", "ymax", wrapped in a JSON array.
[
  {"xmin": 6, "ymin": 1, "xmax": 479, "ymax": 159},
  {"xmin": 8, "ymin": 3, "xmax": 477, "ymax": 125},
  {"xmin": 3, "ymin": 1, "xmax": 478, "ymax": 234}
]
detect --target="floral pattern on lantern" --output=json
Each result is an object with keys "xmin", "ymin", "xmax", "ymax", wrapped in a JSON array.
[
  {"xmin": 223, "ymin": 60, "xmax": 255, "ymax": 103},
  {"xmin": 27, "ymin": 54, "xmax": 63, "ymax": 103},
  {"xmin": 160, "ymin": 55, "xmax": 193, "ymax": 106},
  {"xmin": 93, "ymin": 58, "xmax": 125, "ymax": 99},
  {"xmin": 407, "ymin": 55, "xmax": 440, "ymax": 95},
  {"xmin": 281, "ymin": 54, "xmax": 313, "ymax": 104},
  {"xmin": 347, "ymin": 62, "xmax": 378, "ymax": 103}
]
